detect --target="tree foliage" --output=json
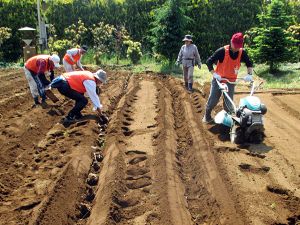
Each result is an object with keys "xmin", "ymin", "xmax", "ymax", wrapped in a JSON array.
[
  {"xmin": 247, "ymin": 1, "xmax": 298, "ymax": 73},
  {"xmin": 47, "ymin": 24, "xmax": 73, "ymax": 60},
  {"xmin": 0, "ymin": 0, "xmax": 37, "ymax": 62},
  {"xmin": 64, "ymin": 20, "xmax": 89, "ymax": 47},
  {"xmin": 0, "ymin": 27, "xmax": 11, "ymax": 47},
  {"xmin": 150, "ymin": 0, "xmax": 191, "ymax": 63},
  {"xmin": 124, "ymin": 40, "xmax": 142, "ymax": 64},
  {"xmin": 1, "ymin": 0, "xmax": 300, "ymax": 64}
]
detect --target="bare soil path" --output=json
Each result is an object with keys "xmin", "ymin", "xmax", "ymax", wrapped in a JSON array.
[{"xmin": 0, "ymin": 67, "xmax": 299, "ymax": 225}]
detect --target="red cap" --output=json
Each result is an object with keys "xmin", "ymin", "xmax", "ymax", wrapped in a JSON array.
[{"xmin": 231, "ymin": 33, "xmax": 244, "ymax": 48}]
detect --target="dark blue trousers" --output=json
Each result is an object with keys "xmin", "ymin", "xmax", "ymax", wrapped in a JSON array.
[
  {"xmin": 57, "ymin": 85, "xmax": 88, "ymax": 117},
  {"xmin": 29, "ymin": 71, "xmax": 47, "ymax": 100}
]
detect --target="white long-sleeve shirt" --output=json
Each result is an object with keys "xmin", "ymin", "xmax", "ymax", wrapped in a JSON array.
[
  {"xmin": 83, "ymin": 79, "xmax": 102, "ymax": 110},
  {"xmin": 66, "ymin": 48, "xmax": 84, "ymax": 70}
]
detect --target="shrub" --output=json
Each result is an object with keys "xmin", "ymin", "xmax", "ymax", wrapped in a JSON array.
[{"xmin": 124, "ymin": 40, "xmax": 142, "ymax": 64}]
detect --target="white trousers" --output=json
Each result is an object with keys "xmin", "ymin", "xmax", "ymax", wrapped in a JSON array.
[
  {"xmin": 63, "ymin": 59, "xmax": 75, "ymax": 72},
  {"xmin": 24, "ymin": 66, "xmax": 39, "ymax": 98}
]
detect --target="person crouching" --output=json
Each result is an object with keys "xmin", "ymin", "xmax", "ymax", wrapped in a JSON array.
[{"xmin": 50, "ymin": 69, "xmax": 108, "ymax": 124}]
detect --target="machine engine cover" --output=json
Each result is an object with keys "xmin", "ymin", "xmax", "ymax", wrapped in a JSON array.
[{"xmin": 239, "ymin": 96, "xmax": 261, "ymax": 111}]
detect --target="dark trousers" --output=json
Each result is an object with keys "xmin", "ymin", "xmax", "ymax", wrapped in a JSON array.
[
  {"xmin": 57, "ymin": 86, "xmax": 88, "ymax": 117},
  {"xmin": 39, "ymin": 73, "xmax": 51, "ymax": 86},
  {"xmin": 206, "ymin": 78, "xmax": 235, "ymax": 113}
]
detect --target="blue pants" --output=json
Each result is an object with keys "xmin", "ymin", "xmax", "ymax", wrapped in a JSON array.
[
  {"xmin": 30, "ymin": 71, "xmax": 47, "ymax": 100},
  {"xmin": 57, "ymin": 84, "xmax": 88, "ymax": 117},
  {"xmin": 206, "ymin": 78, "xmax": 235, "ymax": 113}
]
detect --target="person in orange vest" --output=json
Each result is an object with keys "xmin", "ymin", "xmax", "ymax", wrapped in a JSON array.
[
  {"xmin": 203, "ymin": 33, "xmax": 253, "ymax": 123},
  {"xmin": 24, "ymin": 54, "xmax": 60, "ymax": 106},
  {"xmin": 50, "ymin": 69, "xmax": 108, "ymax": 124},
  {"xmin": 63, "ymin": 45, "xmax": 87, "ymax": 72}
]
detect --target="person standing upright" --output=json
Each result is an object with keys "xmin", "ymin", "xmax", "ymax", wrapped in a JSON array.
[
  {"xmin": 177, "ymin": 34, "xmax": 201, "ymax": 91},
  {"xmin": 24, "ymin": 54, "xmax": 60, "ymax": 106},
  {"xmin": 203, "ymin": 32, "xmax": 253, "ymax": 123},
  {"xmin": 63, "ymin": 45, "xmax": 87, "ymax": 72}
]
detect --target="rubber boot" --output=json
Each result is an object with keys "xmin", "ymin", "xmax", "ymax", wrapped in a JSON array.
[
  {"xmin": 41, "ymin": 96, "xmax": 47, "ymax": 102},
  {"xmin": 202, "ymin": 109, "xmax": 212, "ymax": 122},
  {"xmin": 188, "ymin": 83, "xmax": 193, "ymax": 91},
  {"xmin": 185, "ymin": 82, "xmax": 188, "ymax": 90},
  {"xmin": 33, "ymin": 97, "xmax": 40, "ymax": 106}
]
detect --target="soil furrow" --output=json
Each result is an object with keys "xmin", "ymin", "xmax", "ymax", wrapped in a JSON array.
[{"xmin": 1, "ymin": 68, "xmax": 300, "ymax": 225}]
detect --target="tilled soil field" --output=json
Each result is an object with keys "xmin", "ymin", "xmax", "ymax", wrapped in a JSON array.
[{"xmin": 0, "ymin": 66, "xmax": 300, "ymax": 225}]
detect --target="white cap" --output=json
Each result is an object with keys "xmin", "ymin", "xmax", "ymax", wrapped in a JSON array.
[
  {"xmin": 50, "ymin": 54, "xmax": 60, "ymax": 68},
  {"xmin": 93, "ymin": 69, "xmax": 107, "ymax": 84}
]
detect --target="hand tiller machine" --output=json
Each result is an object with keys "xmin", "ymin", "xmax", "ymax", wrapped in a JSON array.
[{"xmin": 214, "ymin": 78, "xmax": 267, "ymax": 144}]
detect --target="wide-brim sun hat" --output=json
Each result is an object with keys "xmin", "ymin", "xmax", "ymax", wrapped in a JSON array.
[
  {"xmin": 231, "ymin": 32, "xmax": 244, "ymax": 48},
  {"xmin": 182, "ymin": 34, "xmax": 193, "ymax": 42},
  {"xmin": 93, "ymin": 69, "xmax": 107, "ymax": 84},
  {"xmin": 50, "ymin": 54, "xmax": 60, "ymax": 68}
]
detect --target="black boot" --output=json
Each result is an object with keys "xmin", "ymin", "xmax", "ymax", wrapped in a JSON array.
[
  {"xmin": 202, "ymin": 109, "xmax": 212, "ymax": 122},
  {"xmin": 64, "ymin": 115, "xmax": 78, "ymax": 123},
  {"xmin": 185, "ymin": 82, "xmax": 188, "ymax": 90},
  {"xmin": 33, "ymin": 97, "xmax": 40, "ymax": 107},
  {"xmin": 74, "ymin": 112, "xmax": 83, "ymax": 120},
  {"xmin": 41, "ymin": 96, "xmax": 47, "ymax": 102},
  {"xmin": 188, "ymin": 83, "xmax": 193, "ymax": 91}
]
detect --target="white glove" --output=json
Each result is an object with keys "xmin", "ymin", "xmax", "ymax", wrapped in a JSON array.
[
  {"xmin": 244, "ymin": 74, "xmax": 252, "ymax": 82},
  {"xmin": 213, "ymin": 73, "xmax": 221, "ymax": 81}
]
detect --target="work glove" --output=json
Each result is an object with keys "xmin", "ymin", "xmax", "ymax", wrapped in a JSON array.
[
  {"xmin": 100, "ymin": 115, "xmax": 109, "ymax": 124},
  {"xmin": 177, "ymin": 61, "xmax": 180, "ymax": 68},
  {"xmin": 244, "ymin": 74, "xmax": 252, "ymax": 82},
  {"xmin": 198, "ymin": 62, "xmax": 201, "ymax": 69},
  {"xmin": 213, "ymin": 73, "xmax": 221, "ymax": 81}
]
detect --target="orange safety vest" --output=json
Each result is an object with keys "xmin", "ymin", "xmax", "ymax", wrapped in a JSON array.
[
  {"xmin": 215, "ymin": 45, "xmax": 242, "ymax": 82},
  {"xmin": 25, "ymin": 55, "xmax": 51, "ymax": 73},
  {"xmin": 63, "ymin": 49, "xmax": 81, "ymax": 65},
  {"xmin": 63, "ymin": 71, "xmax": 96, "ymax": 93}
]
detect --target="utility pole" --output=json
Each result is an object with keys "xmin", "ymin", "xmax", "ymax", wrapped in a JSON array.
[
  {"xmin": 37, "ymin": 0, "xmax": 43, "ymax": 53},
  {"xmin": 37, "ymin": 0, "xmax": 50, "ymax": 54}
]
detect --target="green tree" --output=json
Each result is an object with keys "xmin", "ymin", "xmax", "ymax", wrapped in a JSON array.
[
  {"xmin": 64, "ymin": 20, "xmax": 89, "ymax": 46},
  {"xmin": 149, "ymin": 0, "xmax": 191, "ymax": 64},
  {"xmin": 124, "ymin": 40, "xmax": 142, "ymax": 64},
  {"xmin": 247, "ymin": 1, "xmax": 298, "ymax": 73},
  {"xmin": 290, "ymin": 0, "xmax": 300, "ymax": 25},
  {"xmin": 0, "ymin": 27, "xmax": 12, "ymax": 61},
  {"xmin": 47, "ymin": 24, "xmax": 73, "ymax": 60},
  {"xmin": 0, "ymin": 0, "xmax": 37, "ymax": 62},
  {"xmin": 187, "ymin": 0, "xmax": 263, "ymax": 60},
  {"xmin": 287, "ymin": 25, "xmax": 300, "ymax": 60},
  {"xmin": 91, "ymin": 22, "xmax": 116, "ymax": 65},
  {"xmin": 0, "ymin": 27, "xmax": 11, "ymax": 48}
]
